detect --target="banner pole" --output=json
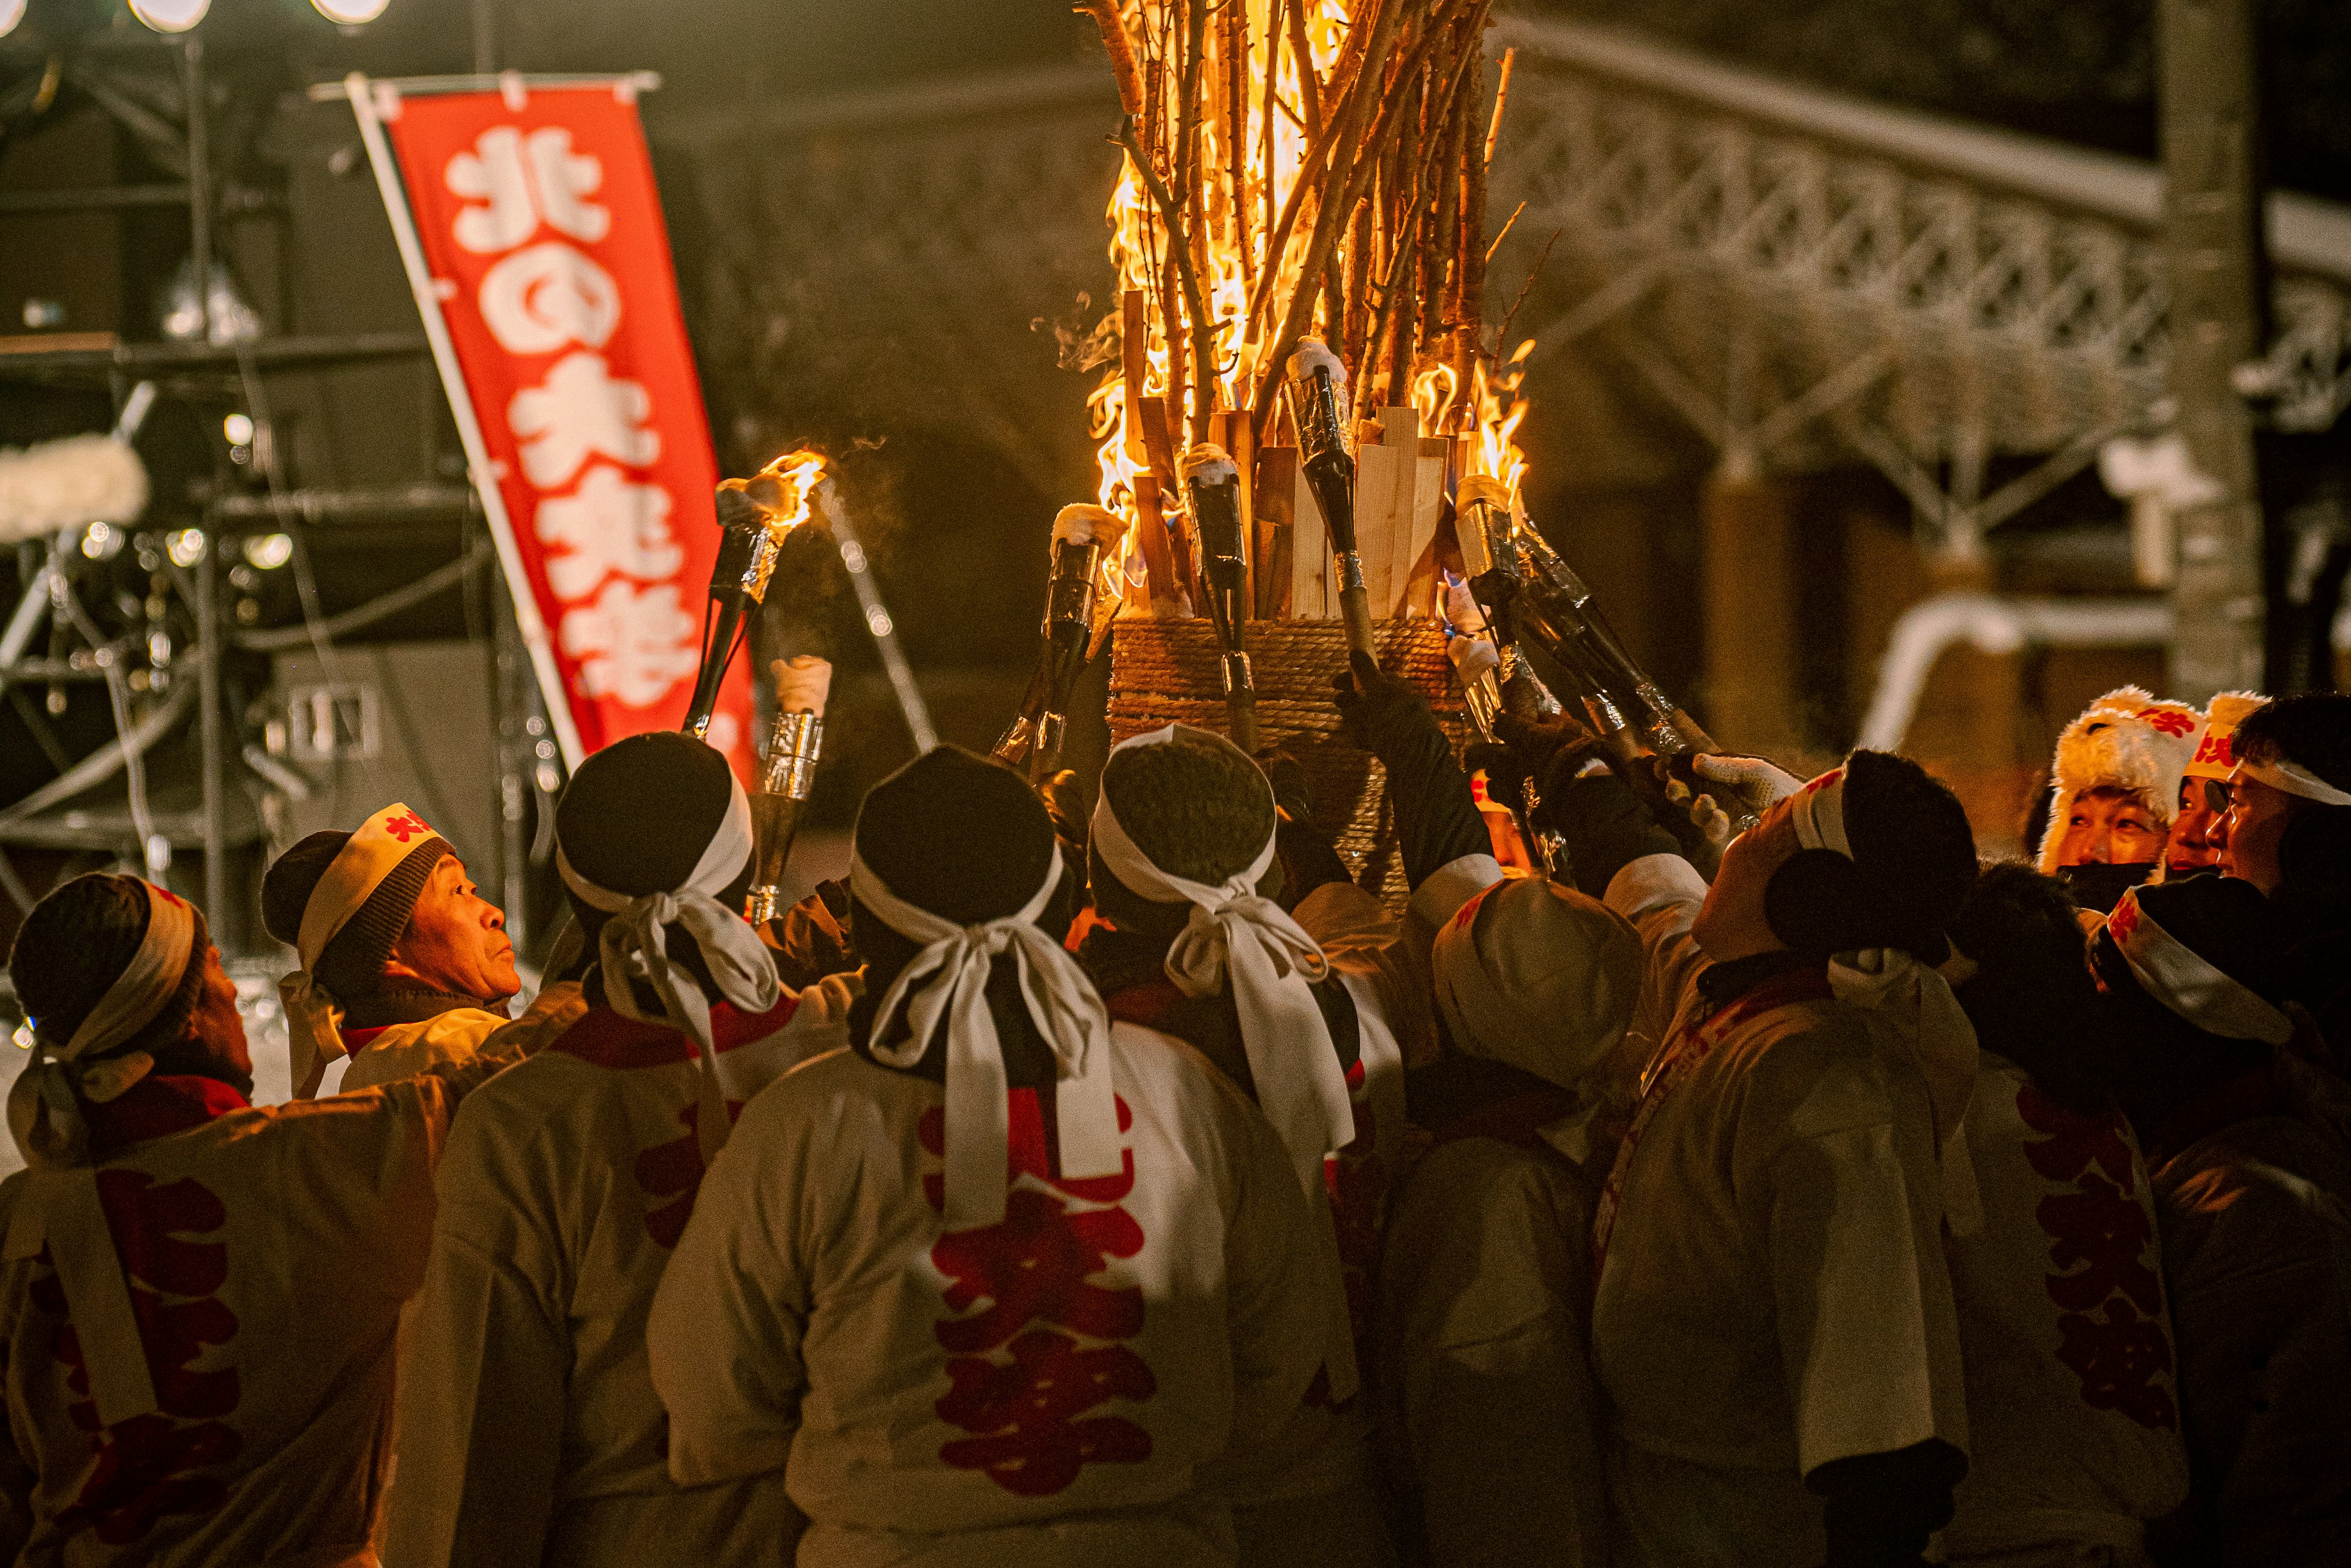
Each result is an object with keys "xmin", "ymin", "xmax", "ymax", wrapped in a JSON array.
[{"xmin": 340, "ymin": 71, "xmax": 587, "ymax": 769}]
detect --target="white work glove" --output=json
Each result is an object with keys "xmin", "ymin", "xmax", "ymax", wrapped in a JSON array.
[{"xmin": 1692, "ymin": 753, "xmax": 1804, "ymax": 816}]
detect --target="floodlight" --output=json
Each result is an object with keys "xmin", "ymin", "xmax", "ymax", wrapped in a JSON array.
[
  {"xmin": 0, "ymin": 0, "xmax": 28, "ymax": 41},
  {"xmin": 129, "ymin": 0, "xmax": 210, "ymax": 33},
  {"xmin": 312, "ymin": 0, "xmax": 391, "ymax": 21}
]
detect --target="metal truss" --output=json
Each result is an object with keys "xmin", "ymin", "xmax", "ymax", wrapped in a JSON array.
[{"xmin": 1488, "ymin": 13, "xmax": 2351, "ymax": 550}]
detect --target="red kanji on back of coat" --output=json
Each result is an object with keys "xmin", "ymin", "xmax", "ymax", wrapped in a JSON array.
[{"xmin": 925, "ymin": 1089, "xmax": 1156, "ymax": 1494}]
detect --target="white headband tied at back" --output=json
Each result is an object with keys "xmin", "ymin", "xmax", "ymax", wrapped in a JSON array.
[
  {"xmin": 557, "ymin": 773, "xmax": 779, "ymax": 1165},
  {"xmin": 1092, "ymin": 724, "xmax": 1355, "ymax": 1202},
  {"xmin": 2107, "ymin": 887, "xmax": 2295, "ymax": 1046},
  {"xmin": 4, "ymin": 879, "xmax": 203, "ymax": 1430},
  {"xmin": 1789, "ymin": 767, "xmax": 1852, "ymax": 858},
  {"xmin": 2237, "ymin": 756, "xmax": 2351, "ymax": 809},
  {"xmin": 852, "ymin": 839, "xmax": 1120, "ymax": 1231}
]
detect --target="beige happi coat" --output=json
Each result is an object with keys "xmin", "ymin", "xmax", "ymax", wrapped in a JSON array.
[
  {"xmin": 1939, "ymin": 1054, "xmax": 2189, "ymax": 1566},
  {"xmin": 335, "ymin": 1008, "xmax": 512, "ymax": 1097},
  {"xmin": 380, "ymin": 978, "xmax": 850, "ymax": 1568},
  {"xmin": 1377, "ymin": 1125, "xmax": 1608, "ymax": 1568},
  {"xmin": 1592, "ymin": 853, "xmax": 1971, "ymax": 1568},
  {"xmin": 0, "ymin": 1051, "xmax": 518, "ymax": 1568},
  {"xmin": 647, "ymin": 1021, "xmax": 1343, "ymax": 1568}
]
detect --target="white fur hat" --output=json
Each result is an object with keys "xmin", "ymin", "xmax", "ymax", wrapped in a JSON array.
[{"xmin": 2038, "ymin": 686, "xmax": 2202, "ymax": 874}]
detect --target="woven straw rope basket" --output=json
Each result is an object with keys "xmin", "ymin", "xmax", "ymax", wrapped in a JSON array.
[{"xmin": 1108, "ymin": 617, "xmax": 1467, "ymax": 904}]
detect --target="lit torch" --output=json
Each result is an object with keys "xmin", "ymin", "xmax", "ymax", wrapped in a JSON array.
[
  {"xmin": 745, "ymin": 655, "xmax": 830, "ymax": 925},
  {"xmin": 994, "ymin": 503, "xmax": 1131, "ymax": 779},
  {"xmin": 685, "ymin": 449, "xmax": 826, "ymax": 741},
  {"xmin": 1286, "ymin": 336, "xmax": 1376, "ymax": 659},
  {"xmin": 1181, "ymin": 443, "xmax": 1258, "ymax": 754}
]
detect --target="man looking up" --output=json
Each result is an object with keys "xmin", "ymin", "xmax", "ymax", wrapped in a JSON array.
[
  {"xmin": 1547, "ymin": 745, "xmax": 1981, "ymax": 1568},
  {"xmin": 2165, "ymin": 693, "xmax": 2266, "ymax": 880},
  {"xmin": 2037, "ymin": 688, "xmax": 2201, "ymax": 913},
  {"xmin": 0, "ymin": 874, "xmax": 536, "ymax": 1566},
  {"xmin": 263, "ymin": 803, "xmax": 521, "ymax": 1097},
  {"xmin": 383, "ymin": 733, "xmax": 847, "ymax": 1568},
  {"xmin": 2219, "ymin": 692, "xmax": 2351, "ymax": 1043}
]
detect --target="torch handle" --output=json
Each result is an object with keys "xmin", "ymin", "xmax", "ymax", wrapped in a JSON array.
[
  {"xmin": 744, "ymin": 793, "xmax": 810, "ymax": 925},
  {"xmin": 1218, "ymin": 648, "xmax": 1259, "ymax": 754},
  {"xmin": 744, "ymin": 710, "xmax": 823, "ymax": 923},
  {"xmin": 1335, "ymin": 575, "xmax": 1377, "ymax": 660}
]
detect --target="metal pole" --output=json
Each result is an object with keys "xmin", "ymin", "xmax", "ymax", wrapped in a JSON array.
[
  {"xmin": 183, "ymin": 37, "xmax": 212, "ymax": 343},
  {"xmin": 197, "ymin": 536, "xmax": 227, "ymax": 941},
  {"xmin": 2159, "ymin": 0, "xmax": 2268, "ymax": 701}
]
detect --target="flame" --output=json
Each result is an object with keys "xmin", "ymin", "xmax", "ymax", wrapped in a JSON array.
[
  {"xmin": 1088, "ymin": 3, "xmax": 1535, "ymax": 601},
  {"xmin": 746, "ymin": 448, "xmax": 830, "ymax": 533}
]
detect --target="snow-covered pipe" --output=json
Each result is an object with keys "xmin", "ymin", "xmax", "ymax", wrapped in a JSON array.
[{"xmin": 1858, "ymin": 593, "xmax": 2173, "ymax": 753}]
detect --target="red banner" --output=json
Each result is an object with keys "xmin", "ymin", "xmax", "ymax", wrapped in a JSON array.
[{"xmin": 373, "ymin": 80, "xmax": 754, "ymax": 778}]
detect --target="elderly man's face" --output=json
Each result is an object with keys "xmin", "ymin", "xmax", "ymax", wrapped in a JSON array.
[
  {"xmin": 2221, "ymin": 768, "xmax": 2298, "ymax": 895},
  {"xmin": 2052, "ymin": 786, "xmax": 2167, "ymax": 868},
  {"xmin": 388, "ymin": 855, "xmax": 521, "ymax": 1004}
]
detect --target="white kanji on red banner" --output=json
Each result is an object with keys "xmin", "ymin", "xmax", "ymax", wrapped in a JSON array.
[
  {"xmin": 509, "ymin": 351, "xmax": 661, "ymax": 490},
  {"xmin": 558, "ymin": 579, "xmax": 701, "ymax": 706},
  {"xmin": 447, "ymin": 126, "xmax": 612, "ymax": 254},
  {"xmin": 391, "ymin": 88, "xmax": 751, "ymax": 764},
  {"xmin": 479, "ymin": 242, "xmax": 622, "ymax": 356},
  {"xmin": 534, "ymin": 464, "xmax": 683, "ymax": 599}
]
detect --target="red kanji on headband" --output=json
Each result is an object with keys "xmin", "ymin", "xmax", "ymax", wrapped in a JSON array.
[{"xmin": 380, "ymin": 811, "xmax": 430, "ymax": 844}]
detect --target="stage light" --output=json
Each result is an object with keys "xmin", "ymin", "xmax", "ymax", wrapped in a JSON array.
[
  {"xmin": 166, "ymin": 528, "xmax": 207, "ymax": 567},
  {"xmin": 243, "ymin": 533, "xmax": 293, "ymax": 570},
  {"xmin": 0, "ymin": 0, "xmax": 28, "ymax": 42},
  {"xmin": 312, "ymin": 0, "xmax": 391, "ymax": 21},
  {"xmin": 223, "ymin": 413, "xmax": 254, "ymax": 446},
  {"xmin": 81, "ymin": 522, "xmax": 124, "ymax": 560},
  {"xmin": 129, "ymin": 0, "xmax": 210, "ymax": 34}
]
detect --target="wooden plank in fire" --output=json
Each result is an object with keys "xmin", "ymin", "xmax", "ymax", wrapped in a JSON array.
[{"xmin": 1253, "ymin": 445, "xmax": 1297, "ymax": 618}]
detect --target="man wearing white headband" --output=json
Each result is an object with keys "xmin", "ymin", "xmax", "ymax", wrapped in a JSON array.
[
  {"xmin": 261, "ymin": 803, "xmax": 522, "ymax": 1098},
  {"xmin": 0, "ymin": 874, "xmax": 537, "ymax": 1566},
  {"xmin": 384, "ymin": 733, "xmax": 847, "ymax": 1568},
  {"xmin": 1075, "ymin": 723, "xmax": 1397, "ymax": 1567},
  {"xmin": 2166, "ymin": 691, "xmax": 2265, "ymax": 879},
  {"xmin": 649, "ymin": 746, "xmax": 1343, "ymax": 1568},
  {"xmin": 1555, "ymin": 746, "xmax": 1981, "ymax": 1568},
  {"xmin": 2221, "ymin": 694, "xmax": 2351, "ymax": 1048},
  {"xmin": 2091, "ymin": 877, "xmax": 2351, "ymax": 1564}
]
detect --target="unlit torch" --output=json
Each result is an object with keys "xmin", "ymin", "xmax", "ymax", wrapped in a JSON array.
[
  {"xmin": 745, "ymin": 655, "xmax": 831, "ymax": 925},
  {"xmin": 1182, "ymin": 443, "xmax": 1258, "ymax": 754},
  {"xmin": 1286, "ymin": 337, "xmax": 1376, "ymax": 658},
  {"xmin": 994, "ymin": 503, "xmax": 1130, "ymax": 779}
]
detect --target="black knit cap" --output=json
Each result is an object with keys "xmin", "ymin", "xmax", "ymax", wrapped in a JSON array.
[
  {"xmin": 557, "ymin": 731, "xmax": 744, "ymax": 910},
  {"xmin": 261, "ymin": 827, "xmax": 452, "ymax": 1001},
  {"xmin": 853, "ymin": 745, "xmax": 1057, "ymax": 929},
  {"xmin": 1837, "ymin": 749, "xmax": 1979, "ymax": 960},
  {"xmin": 2091, "ymin": 874, "xmax": 2287, "ymax": 1024},
  {"xmin": 1091, "ymin": 731, "xmax": 1280, "ymax": 945},
  {"xmin": 849, "ymin": 746, "xmax": 1069, "ymax": 1088},
  {"xmin": 10, "ymin": 872, "xmax": 211, "ymax": 1059}
]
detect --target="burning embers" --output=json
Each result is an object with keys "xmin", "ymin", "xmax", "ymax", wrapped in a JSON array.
[{"xmin": 1075, "ymin": 0, "xmax": 1532, "ymax": 640}]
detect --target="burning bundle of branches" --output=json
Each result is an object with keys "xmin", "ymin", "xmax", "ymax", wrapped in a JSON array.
[{"xmin": 1076, "ymin": 0, "xmax": 1531, "ymax": 643}]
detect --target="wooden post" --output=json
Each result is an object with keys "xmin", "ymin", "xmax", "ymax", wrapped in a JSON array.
[
  {"xmin": 2159, "ymin": 0, "xmax": 2268, "ymax": 701},
  {"xmin": 1700, "ymin": 462, "xmax": 1805, "ymax": 759}
]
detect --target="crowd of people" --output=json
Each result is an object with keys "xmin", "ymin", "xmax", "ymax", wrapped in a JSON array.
[{"xmin": 1, "ymin": 657, "xmax": 2347, "ymax": 1568}]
